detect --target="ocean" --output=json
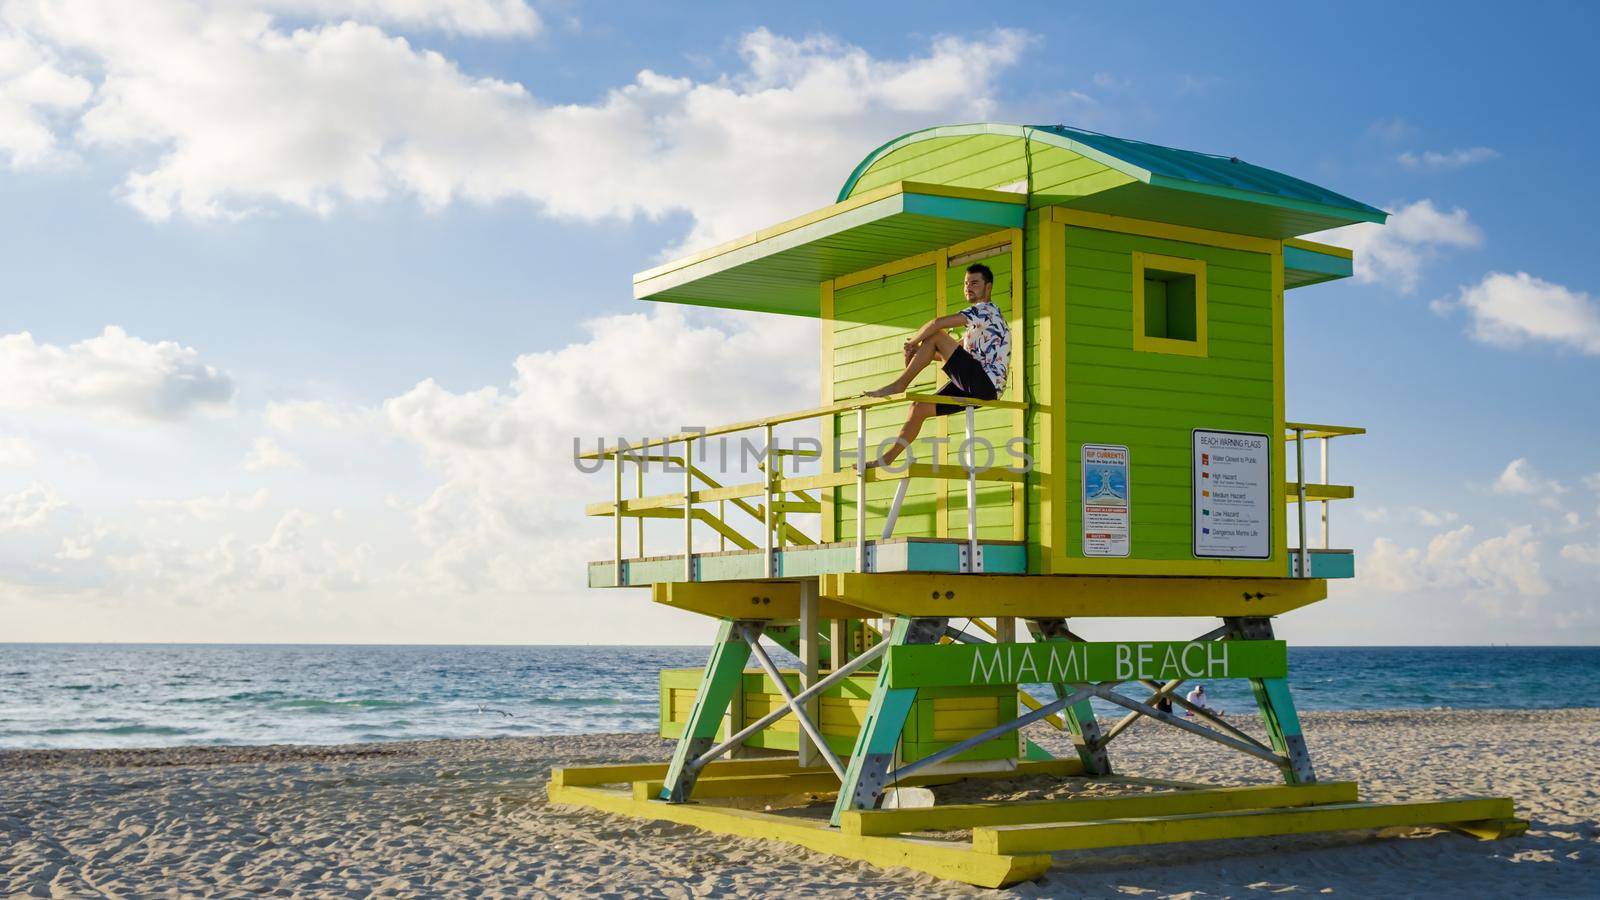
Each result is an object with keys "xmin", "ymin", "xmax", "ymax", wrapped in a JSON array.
[{"xmin": 2, "ymin": 644, "xmax": 1596, "ymax": 750}]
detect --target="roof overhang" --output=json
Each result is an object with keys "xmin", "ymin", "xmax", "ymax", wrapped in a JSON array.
[
  {"xmin": 633, "ymin": 182, "xmax": 1027, "ymax": 318},
  {"xmin": 1283, "ymin": 238, "xmax": 1354, "ymax": 289}
]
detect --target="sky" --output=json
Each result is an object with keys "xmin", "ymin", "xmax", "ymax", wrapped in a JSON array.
[{"xmin": 1, "ymin": 0, "xmax": 1597, "ymax": 645}]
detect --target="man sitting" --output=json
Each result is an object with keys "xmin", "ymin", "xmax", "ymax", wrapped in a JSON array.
[{"xmin": 863, "ymin": 263, "xmax": 1011, "ymax": 467}]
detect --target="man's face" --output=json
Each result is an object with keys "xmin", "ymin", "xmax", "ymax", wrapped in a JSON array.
[{"xmin": 963, "ymin": 272, "xmax": 991, "ymax": 303}]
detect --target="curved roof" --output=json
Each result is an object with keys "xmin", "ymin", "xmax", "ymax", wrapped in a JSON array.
[{"xmin": 839, "ymin": 123, "xmax": 1386, "ymax": 236}]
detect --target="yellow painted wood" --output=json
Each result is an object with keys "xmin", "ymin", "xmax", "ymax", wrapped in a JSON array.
[
  {"xmin": 1283, "ymin": 237, "xmax": 1353, "ymax": 260},
  {"xmin": 634, "ymin": 181, "xmax": 1026, "ymax": 287},
  {"xmin": 1041, "ymin": 215, "xmax": 1066, "ymax": 573},
  {"xmin": 819, "ymin": 573, "xmax": 1327, "ymax": 617},
  {"xmin": 1284, "ymin": 422, "xmax": 1366, "ymax": 440},
  {"xmin": 972, "ymin": 797, "xmax": 1518, "ymax": 854},
  {"xmin": 1130, "ymin": 252, "xmax": 1209, "ymax": 358},
  {"xmin": 1049, "ymin": 207, "xmax": 1279, "ymax": 255},
  {"xmin": 547, "ymin": 782, "xmax": 1051, "ymax": 888},
  {"xmin": 1448, "ymin": 818, "xmax": 1531, "ymax": 840},
  {"xmin": 552, "ymin": 756, "xmax": 833, "ymax": 788},
  {"xmin": 636, "ymin": 757, "xmax": 1084, "ymax": 800},
  {"xmin": 843, "ymin": 782, "xmax": 1359, "ymax": 836},
  {"xmin": 832, "ymin": 249, "xmax": 940, "ymax": 292},
  {"xmin": 652, "ymin": 581, "xmax": 876, "ymax": 621},
  {"xmin": 1010, "ymin": 226, "xmax": 1028, "ymax": 542},
  {"xmin": 821, "ymin": 277, "xmax": 836, "ymax": 542},
  {"xmin": 1270, "ymin": 245, "xmax": 1288, "ymax": 578},
  {"xmin": 1286, "ymin": 483, "xmax": 1354, "ymax": 502},
  {"xmin": 935, "ymin": 244, "xmax": 949, "ymax": 539}
]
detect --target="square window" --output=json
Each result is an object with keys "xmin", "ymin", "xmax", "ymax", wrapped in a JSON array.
[{"xmin": 1132, "ymin": 253, "xmax": 1208, "ymax": 357}]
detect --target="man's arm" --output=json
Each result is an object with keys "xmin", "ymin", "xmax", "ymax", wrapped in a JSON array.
[{"xmin": 907, "ymin": 313, "xmax": 968, "ymax": 345}]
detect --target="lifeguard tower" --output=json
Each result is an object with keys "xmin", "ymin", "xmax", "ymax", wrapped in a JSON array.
[{"xmin": 547, "ymin": 124, "xmax": 1524, "ymax": 887}]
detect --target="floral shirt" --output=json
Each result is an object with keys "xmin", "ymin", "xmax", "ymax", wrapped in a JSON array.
[{"xmin": 958, "ymin": 301, "xmax": 1011, "ymax": 394}]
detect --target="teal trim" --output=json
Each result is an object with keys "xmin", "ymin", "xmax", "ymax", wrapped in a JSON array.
[
  {"xmin": 902, "ymin": 192, "xmax": 1027, "ymax": 229},
  {"xmin": 1286, "ymin": 550, "xmax": 1355, "ymax": 579},
  {"xmin": 1023, "ymin": 738, "xmax": 1055, "ymax": 761},
  {"xmin": 1285, "ymin": 244, "xmax": 1354, "ymax": 290},
  {"xmin": 659, "ymin": 620, "xmax": 754, "ymax": 802},
  {"xmin": 1261, "ymin": 679, "xmax": 1304, "ymax": 738},
  {"xmin": 588, "ymin": 539, "xmax": 1029, "ymax": 587}
]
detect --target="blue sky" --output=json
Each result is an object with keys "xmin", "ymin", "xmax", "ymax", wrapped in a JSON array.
[{"xmin": 1, "ymin": 0, "xmax": 1596, "ymax": 644}]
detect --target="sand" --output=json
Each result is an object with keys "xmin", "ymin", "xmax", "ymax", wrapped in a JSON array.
[{"xmin": 3, "ymin": 708, "xmax": 1597, "ymax": 898}]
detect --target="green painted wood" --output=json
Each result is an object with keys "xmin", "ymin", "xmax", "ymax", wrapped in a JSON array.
[
  {"xmin": 839, "ymin": 124, "xmax": 1385, "ymax": 238},
  {"xmin": 659, "ymin": 620, "xmax": 754, "ymax": 802},
  {"xmin": 1058, "ymin": 224, "xmax": 1276, "ymax": 564},
  {"xmin": 830, "ymin": 248, "xmax": 1019, "ymax": 543},
  {"xmin": 830, "ymin": 617, "xmax": 936, "ymax": 826},
  {"xmin": 885, "ymin": 641, "xmax": 1288, "ymax": 689}
]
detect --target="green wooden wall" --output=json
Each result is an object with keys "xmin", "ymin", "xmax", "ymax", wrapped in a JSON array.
[
  {"xmin": 829, "ymin": 247, "xmax": 1018, "ymax": 542},
  {"xmin": 1058, "ymin": 225, "xmax": 1275, "ymax": 563}
]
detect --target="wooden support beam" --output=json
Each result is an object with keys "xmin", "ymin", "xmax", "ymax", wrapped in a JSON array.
[
  {"xmin": 637, "ymin": 757, "xmax": 1085, "ymax": 801},
  {"xmin": 797, "ymin": 581, "xmax": 821, "ymax": 769},
  {"xmin": 548, "ymin": 782, "xmax": 1050, "ymax": 889},
  {"xmin": 653, "ymin": 581, "xmax": 876, "ymax": 621},
  {"xmin": 821, "ymin": 573, "xmax": 1326, "ymax": 618},
  {"xmin": 972, "ymin": 797, "xmax": 1519, "ymax": 854},
  {"xmin": 842, "ymin": 782, "xmax": 1359, "ymax": 836}
]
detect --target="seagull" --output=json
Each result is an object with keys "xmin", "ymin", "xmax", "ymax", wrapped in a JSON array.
[{"xmin": 476, "ymin": 704, "xmax": 515, "ymax": 718}]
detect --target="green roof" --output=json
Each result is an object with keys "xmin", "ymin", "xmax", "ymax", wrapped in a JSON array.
[
  {"xmin": 633, "ymin": 182, "xmax": 1025, "ymax": 317},
  {"xmin": 839, "ymin": 123, "xmax": 1387, "ymax": 238}
]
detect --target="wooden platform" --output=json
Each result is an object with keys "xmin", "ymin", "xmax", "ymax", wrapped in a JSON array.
[
  {"xmin": 546, "ymin": 760, "xmax": 1526, "ymax": 889},
  {"xmin": 590, "ymin": 539, "xmax": 1354, "ymax": 587}
]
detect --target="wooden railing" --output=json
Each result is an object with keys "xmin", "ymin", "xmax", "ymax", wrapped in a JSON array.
[
  {"xmin": 581, "ymin": 392, "xmax": 1028, "ymax": 583},
  {"xmin": 1285, "ymin": 421, "xmax": 1365, "ymax": 577}
]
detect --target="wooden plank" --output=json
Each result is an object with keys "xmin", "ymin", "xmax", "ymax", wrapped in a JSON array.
[
  {"xmin": 843, "ymin": 782, "xmax": 1358, "ymax": 836},
  {"xmin": 639, "ymin": 757, "xmax": 1084, "ymax": 801},
  {"xmin": 552, "ymin": 756, "xmax": 832, "ymax": 788},
  {"xmin": 549, "ymin": 782, "xmax": 1050, "ymax": 889},
  {"xmin": 973, "ymin": 797, "xmax": 1519, "ymax": 854},
  {"xmin": 820, "ymin": 573, "xmax": 1326, "ymax": 618}
]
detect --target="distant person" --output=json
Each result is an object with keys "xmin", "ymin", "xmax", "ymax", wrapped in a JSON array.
[
  {"xmin": 1185, "ymin": 684, "xmax": 1223, "ymax": 717},
  {"xmin": 1156, "ymin": 693, "xmax": 1173, "ymax": 715},
  {"xmin": 863, "ymin": 263, "xmax": 1011, "ymax": 467}
]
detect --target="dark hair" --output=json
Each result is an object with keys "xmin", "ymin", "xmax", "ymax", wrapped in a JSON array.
[{"xmin": 966, "ymin": 263, "xmax": 994, "ymax": 285}]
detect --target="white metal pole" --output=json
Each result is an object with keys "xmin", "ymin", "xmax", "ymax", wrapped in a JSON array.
[
  {"xmin": 684, "ymin": 437, "xmax": 694, "ymax": 582},
  {"xmin": 855, "ymin": 407, "xmax": 867, "ymax": 573},
  {"xmin": 1295, "ymin": 428, "xmax": 1308, "ymax": 578},
  {"xmin": 965, "ymin": 405, "xmax": 978, "ymax": 572},
  {"xmin": 613, "ymin": 450, "xmax": 623, "ymax": 587},
  {"xmin": 764, "ymin": 423, "xmax": 775, "ymax": 579},
  {"xmin": 1320, "ymin": 437, "xmax": 1331, "ymax": 550}
]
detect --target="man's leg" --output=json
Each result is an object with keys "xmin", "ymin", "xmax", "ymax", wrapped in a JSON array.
[
  {"xmin": 865, "ymin": 332, "xmax": 958, "ymax": 397},
  {"xmin": 879, "ymin": 402, "xmax": 935, "ymax": 467}
]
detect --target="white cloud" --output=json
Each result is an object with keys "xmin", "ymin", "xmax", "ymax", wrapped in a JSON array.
[
  {"xmin": 1432, "ymin": 271, "xmax": 1600, "ymax": 356},
  {"xmin": 1363, "ymin": 523, "xmax": 1549, "ymax": 600},
  {"xmin": 139, "ymin": 488, "xmax": 272, "ymax": 521},
  {"xmin": 1397, "ymin": 147, "xmax": 1499, "ymax": 171},
  {"xmin": 260, "ymin": 0, "xmax": 540, "ymax": 35},
  {"xmin": 1491, "ymin": 457, "xmax": 1565, "ymax": 497},
  {"xmin": 6, "ymin": 3, "xmax": 1031, "ymax": 249},
  {"xmin": 1562, "ymin": 542, "xmax": 1600, "ymax": 566},
  {"xmin": 0, "ymin": 27, "xmax": 92, "ymax": 168},
  {"xmin": 0, "ymin": 436, "xmax": 38, "ymax": 467},
  {"xmin": 0, "ymin": 326, "xmax": 235, "ymax": 421},
  {"xmin": 1311, "ymin": 199, "xmax": 1482, "ymax": 294},
  {"xmin": 383, "ymin": 306, "xmax": 814, "ymax": 591},
  {"xmin": 0, "ymin": 481, "xmax": 65, "ymax": 532},
  {"xmin": 264, "ymin": 399, "xmax": 378, "ymax": 433},
  {"xmin": 242, "ymin": 436, "xmax": 303, "ymax": 472}
]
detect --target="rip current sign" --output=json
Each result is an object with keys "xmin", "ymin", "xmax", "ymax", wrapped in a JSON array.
[
  {"xmin": 1193, "ymin": 429, "xmax": 1271, "ymax": 559},
  {"xmin": 1081, "ymin": 443, "xmax": 1130, "ymax": 557}
]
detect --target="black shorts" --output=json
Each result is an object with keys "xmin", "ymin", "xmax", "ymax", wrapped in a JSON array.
[{"xmin": 933, "ymin": 346, "xmax": 998, "ymax": 415}]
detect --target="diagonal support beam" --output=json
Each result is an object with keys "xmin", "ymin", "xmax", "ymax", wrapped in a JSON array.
[
  {"xmin": 742, "ymin": 625, "xmax": 846, "ymax": 781},
  {"xmin": 689, "ymin": 639, "xmax": 888, "ymax": 773},
  {"xmin": 1091, "ymin": 686, "xmax": 1286, "ymax": 767},
  {"xmin": 888, "ymin": 682, "xmax": 1105, "ymax": 782},
  {"xmin": 1028, "ymin": 619, "xmax": 1111, "ymax": 776}
]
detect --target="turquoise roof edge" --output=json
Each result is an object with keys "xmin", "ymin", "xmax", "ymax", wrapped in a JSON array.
[{"xmin": 838, "ymin": 123, "xmax": 1387, "ymax": 226}]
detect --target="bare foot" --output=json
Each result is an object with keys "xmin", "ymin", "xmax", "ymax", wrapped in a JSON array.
[{"xmin": 863, "ymin": 386, "xmax": 899, "ymax": 398}]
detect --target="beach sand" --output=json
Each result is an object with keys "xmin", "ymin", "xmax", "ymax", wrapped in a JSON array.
[{"xmin": 4, "ymin": 708, "xmax": 1596, "ymax": 897}]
